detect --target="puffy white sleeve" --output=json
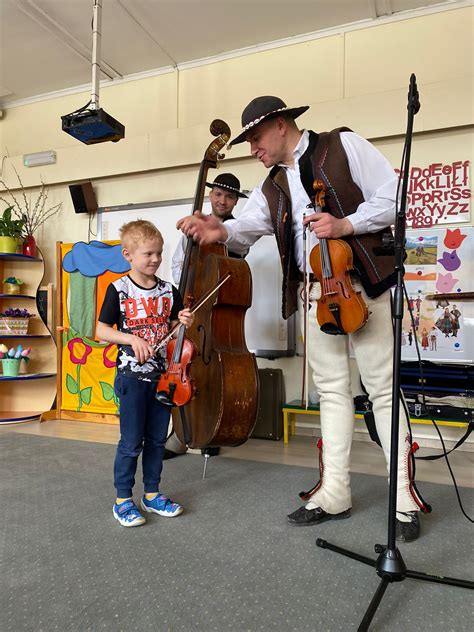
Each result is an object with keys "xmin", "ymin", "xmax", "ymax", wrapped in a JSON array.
[
  {"xmin": 340, "ymin": 132, "xmax": 399, "ymax": 235},
  {"xmin": 224, "ymin": 184, "xmax": 275, "ymax": 254}
]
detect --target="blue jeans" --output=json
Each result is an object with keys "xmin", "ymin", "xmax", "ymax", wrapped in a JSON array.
[{"xmin": 113, "ymin": 373, "xmax": 170, "ymax": 498}]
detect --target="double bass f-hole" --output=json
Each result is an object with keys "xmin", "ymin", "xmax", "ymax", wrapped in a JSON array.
[
  {"xmin": 308, "ymin": 179, "xmax": 369, "ymax": 335},
  {"xmin": 197, "ymin": 324, "xmax": 211, "ymax": 365}
]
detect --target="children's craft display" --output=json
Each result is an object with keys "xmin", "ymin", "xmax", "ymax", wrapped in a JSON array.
[{"xmin": 402, "ymin": 226, "xmax": 473, "ymax": 363}]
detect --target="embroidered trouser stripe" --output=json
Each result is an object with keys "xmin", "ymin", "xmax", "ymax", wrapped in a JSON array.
[{"xmin": 298, "ymin": 282, "xmax": 421, "ymax": 515}]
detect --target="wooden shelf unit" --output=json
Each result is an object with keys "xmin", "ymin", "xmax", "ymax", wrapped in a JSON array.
[{"xmin": 0, "ymin": 252, "xmax": 56, "ymax": 424}]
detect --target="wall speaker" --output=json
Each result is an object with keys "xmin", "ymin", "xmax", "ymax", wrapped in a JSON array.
[{"xmin": 69, "ymin": 182, "xmax": 98, "ymax": 214}]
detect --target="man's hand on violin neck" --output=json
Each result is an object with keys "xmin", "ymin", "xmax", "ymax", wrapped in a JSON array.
[
  {"xmin": 303, "ymin": 213, "xmax": 354, "ymax": 239},
  {"xmin": 176, "ymin": 212, "xmax": 228, "ymax": 245}
]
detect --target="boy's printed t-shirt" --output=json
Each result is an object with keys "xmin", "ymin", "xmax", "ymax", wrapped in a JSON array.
[{"xmin": 98, "ymin": 274, "xmax": 184, "ymax": 381}]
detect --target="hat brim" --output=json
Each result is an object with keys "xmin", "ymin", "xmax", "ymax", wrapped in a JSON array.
[
  {"xmin": 205, "ymin": 182, "xmax": 248, "ymax": 198},
  {"xmin": 228, "ymin": 105, "xmax": 309, "ymax": 147}
]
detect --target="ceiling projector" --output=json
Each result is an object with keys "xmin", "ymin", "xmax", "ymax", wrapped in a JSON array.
[{"xmin": 61, "ymin": 108, "xmax": 125, "ymax": 145}]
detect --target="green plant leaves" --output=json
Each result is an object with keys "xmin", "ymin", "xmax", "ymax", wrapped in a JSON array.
[
  {"xmin": 80, "ymin": 387, "xmax": 92, "ymax": 405},
  {"xmin": 66, "ymin": 373, "xmax": 78, "ymax": 394}
]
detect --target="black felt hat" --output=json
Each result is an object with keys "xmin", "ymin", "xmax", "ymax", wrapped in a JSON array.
[
  {"xmin": 205, "ymin": 173, "xmax": 248, "ymax": 198},
  {"xmin": 228, "ymin": 95, "xmax": 309, "ymax": 147}
]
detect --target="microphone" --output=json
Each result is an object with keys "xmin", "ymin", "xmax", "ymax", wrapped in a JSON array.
[{"xmin": 408, "ymin": 73, "xmax": 421, "ymax": 114}]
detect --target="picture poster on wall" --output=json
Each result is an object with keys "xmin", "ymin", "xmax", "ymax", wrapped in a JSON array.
[{"xmin": 401, "ymin": 226, "xmax": 473, "ymax": 364}]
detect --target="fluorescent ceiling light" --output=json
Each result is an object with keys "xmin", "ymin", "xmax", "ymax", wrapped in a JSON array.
[{"xmin": 23, "ymin": 150, "xmax": 56, "ymax": 167}]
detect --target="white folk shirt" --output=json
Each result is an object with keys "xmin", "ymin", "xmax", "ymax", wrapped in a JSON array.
[{"xmin": 224, "ymin": 129, "xmax": 398, "ymax": 272}]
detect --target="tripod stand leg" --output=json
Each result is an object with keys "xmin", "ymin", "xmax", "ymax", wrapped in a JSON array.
[
  {"xmin": 405, "ymin": 568, "xmax": 474, "ymax": 589},
  {"xmin": 358, "ymin": 577, "xmax": 390, "ymax": 632},
  {"xmin": 316, "ymin": 538, "xmax": 376, "ymax": 568}
]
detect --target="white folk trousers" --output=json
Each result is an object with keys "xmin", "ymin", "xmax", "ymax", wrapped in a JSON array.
[{"xmin": 298, "ymin": 282, "xmax": 421, "ymax": 516}]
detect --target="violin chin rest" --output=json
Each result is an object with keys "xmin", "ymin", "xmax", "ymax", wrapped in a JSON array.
[
  {"xmin": 320, "ymin": 323, "xmax": 346, "ymax": 336},
  {"xmin": 155, "ymin": 391, "xmax": 177, "ymax": 407}
]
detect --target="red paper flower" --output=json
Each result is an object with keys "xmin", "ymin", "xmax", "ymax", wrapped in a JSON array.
[
  {"xmin": 67, "ymin": 338, "xmax": 92, "ymax": 365},
  {"xmin": 444, "ymin": 228, "xmax": 466, "ymax": 250},
  {"xmin": 102, "ymin": 344, "xmax": 116, "ymax": 368}
]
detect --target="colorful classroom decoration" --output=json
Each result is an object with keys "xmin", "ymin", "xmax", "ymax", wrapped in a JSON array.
[
  {"xmin": 402, "ymin": 226, "xmax": 473, "ymax": 363},
  {"xmin": 44, "ymin": 240, "xmax": 130, "ymax": 422}
]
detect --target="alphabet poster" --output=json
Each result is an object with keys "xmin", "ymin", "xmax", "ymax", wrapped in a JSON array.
[
  {"xmin": 397, "ymin": 160, "xmax": 471, "ymax": 228},
  {"xmin": 401, "ymin": 226, "xmax": 473, "ymax": 363}
]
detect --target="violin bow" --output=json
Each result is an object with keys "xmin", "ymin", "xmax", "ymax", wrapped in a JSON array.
[
  {"xmin": 301, "ymin": 213, "xmax": 309, "ymax": 410},
  {"xmin": 153, "ymin": 273, "xmax": 231, "ymax": 353}
]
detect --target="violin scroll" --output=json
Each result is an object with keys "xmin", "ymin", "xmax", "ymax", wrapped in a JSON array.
[{"xmin": 313, "ymin": 179, "xmax": 327, "ymax": 210}]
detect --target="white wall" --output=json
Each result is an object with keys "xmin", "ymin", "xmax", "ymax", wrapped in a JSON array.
[{"xmin": 1, "ymin": 5, "xmax": 472, "ymax": 444}]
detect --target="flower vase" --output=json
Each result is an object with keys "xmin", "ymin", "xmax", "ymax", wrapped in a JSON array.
[{"xmin": 22, "ymin": 234, "xmax": 37, "ymax": 257}]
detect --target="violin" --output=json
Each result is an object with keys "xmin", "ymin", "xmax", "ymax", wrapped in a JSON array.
[
  {"xmin": 155, "ymin": 274, "xmax": 231, "ymax": 408},
  {"xmin": 156, "ymin": 324, "xmax": 196, "ymax": 407},
  {"xmin": 309, "ymin": 179, "xmax": 368, "ymax": 335}
]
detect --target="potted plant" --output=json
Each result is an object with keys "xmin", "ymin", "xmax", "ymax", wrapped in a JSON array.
[
  {"xmin": 2, "ymin": 276, "xmax": 24, "ymax": 295},
  {"xmin": 0, "ymin": 168, "xmax": 61, "ymax": 257},
  {"xmin": 0, "ymin": 344, "xmax": 31, "ymax": 377},
  {"xmin": 0, "ymin": 207, "xmax": 25, "ymax": 254}
]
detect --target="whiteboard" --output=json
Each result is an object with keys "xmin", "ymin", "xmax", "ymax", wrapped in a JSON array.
[{"xmin": 98, "ymin": 199, "xmax": 295, "ymax": 357}]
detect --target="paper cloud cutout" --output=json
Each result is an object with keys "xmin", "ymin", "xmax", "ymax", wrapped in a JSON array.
[{"xmin": 62, "ymin": 241, "xmax": 130, "ymax": 277}]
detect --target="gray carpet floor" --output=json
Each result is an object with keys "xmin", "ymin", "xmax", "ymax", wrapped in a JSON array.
[{"xmin": 0, "ymin": 433, "xmax": 472, "ymax": 632}]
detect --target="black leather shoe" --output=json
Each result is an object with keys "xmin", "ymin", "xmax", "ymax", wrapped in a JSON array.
[
  {"xmin": 163, "ymin": 449, "xmax": 184, "ymax": 460},
  {"xmin": 287, "ymin": 505, "xmax": 351, "ymax": 526},
  {"xmin": 396, "ymin": 511, "xmax": 420, "ymax": 542}
]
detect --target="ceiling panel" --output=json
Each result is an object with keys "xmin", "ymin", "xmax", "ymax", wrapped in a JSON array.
[{"xmin": 0, "ymin": 0, "xmax": 460, "ymax": 106}]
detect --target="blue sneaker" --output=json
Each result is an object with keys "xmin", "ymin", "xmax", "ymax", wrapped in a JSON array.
[
  {"xmin": 113, "ymin": 499, "xmax": 146, "ymax": 527},
  {"xmin": 140, "ymin": 494, "xmax": 183, "ymax": 517}
]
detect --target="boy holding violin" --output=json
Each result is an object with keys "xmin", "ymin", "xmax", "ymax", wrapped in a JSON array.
[
  {"xmin": 177, "ymin": 95, "xmax": 430, "ymax": 542},
  {"xmin": 96, "ymin": 220, "xmax": 193, "ymax": 527}
]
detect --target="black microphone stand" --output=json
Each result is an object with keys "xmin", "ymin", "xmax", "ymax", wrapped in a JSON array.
[{"xmin": 314, "ymin": 74, "xmax": 474, "ymax": 631}]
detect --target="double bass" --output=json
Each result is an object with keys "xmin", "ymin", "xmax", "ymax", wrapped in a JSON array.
[{"xmin": 170, "ymin": 120, "xmax": 259, "ymax": 448}]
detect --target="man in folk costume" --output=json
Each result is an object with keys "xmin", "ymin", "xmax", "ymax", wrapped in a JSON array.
[
  {"xmin": 164, "ymin": 173, "xmax": 248, "ymax": 459},
  {"xmin": 178, "ymin": 95, "xmax": 430, "ymax": 542}
]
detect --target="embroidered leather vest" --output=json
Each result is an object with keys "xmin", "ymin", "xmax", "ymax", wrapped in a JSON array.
[{"xmin": 262, "ymin": 129, "xmax": 397, "ymax": 319}]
